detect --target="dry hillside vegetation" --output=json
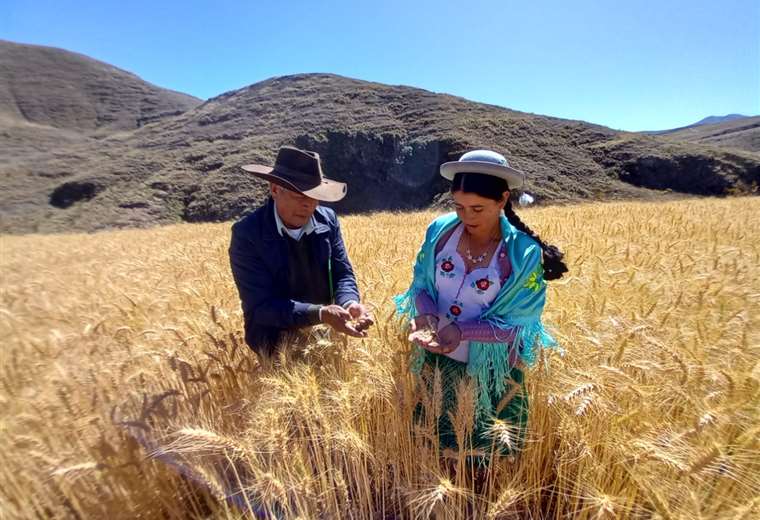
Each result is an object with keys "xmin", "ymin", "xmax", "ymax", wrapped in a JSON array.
[
  {"xmin": 1, "ymin": 198, "xmax": 759, "ymax": 518},
  {"xmin": 2, "ymin": 40, "xmax": 758, "ymax": 233},
  {"xmin": 655, "ymin": 116, "xmax": 760, "ymax": 153},
  {"xmin": 0, "ymin": 39, "xmax": 201, "ymax": 133}
]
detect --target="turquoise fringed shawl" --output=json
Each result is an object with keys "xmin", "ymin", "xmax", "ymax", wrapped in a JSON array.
[{"xmin": 394, "ymin": 212, "xmax": 559, "ymax": 416}]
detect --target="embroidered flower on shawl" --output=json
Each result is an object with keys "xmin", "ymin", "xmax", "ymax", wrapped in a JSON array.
[
  {"xmin": 523, "ymin": 266, "xmax": 545, "ymax": 292},
  {"xmin": 449, "ymin": 304, "xmax": 462, "ymax": 317}
]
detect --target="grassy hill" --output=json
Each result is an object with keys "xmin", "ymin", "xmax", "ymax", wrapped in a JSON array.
[
  {"xmin": 651, "ymin": 115, "xmax": 760, "ymax": 153},
  {"xmin": 0, "ymin": 40, "xmax": 201, "ymax": 133},
  {"xmin": 1, "ymin": 42, "xmax": 758, "ymax": 234}
]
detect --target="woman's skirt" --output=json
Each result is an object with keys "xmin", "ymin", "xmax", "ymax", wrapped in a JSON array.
[{"xmin": 414, "ymin": 352, "xmax": 528, "ymax": 458}]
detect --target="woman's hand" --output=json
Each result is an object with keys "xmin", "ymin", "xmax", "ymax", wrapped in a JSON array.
[
  {"xmin": 408, "ymin": 329, "xmax": 440, "ymax": 351},
  {"xmin": 434, "ymin": 323, "xmax": 462, "ymax": 354},
  {"xmin": 408, "ymin": 317, "xmax": 462, "ymax": 355},
  {"xmin": 408, "ymin": 314, "xmax": 440, "ymax": 350},
  {"xmin": 410, "ymin": 314, "xmax": 439, "ymax": 333}
]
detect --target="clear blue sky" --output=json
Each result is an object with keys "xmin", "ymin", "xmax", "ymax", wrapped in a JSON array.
[{"xmin": 2, "ymin": 0, "xmax": 758, "ymax": 131}]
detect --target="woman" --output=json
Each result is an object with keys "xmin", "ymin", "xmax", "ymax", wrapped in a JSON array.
[{"xmin": 395, "ymin": 150, "xmax": 568, "ymax": 457}]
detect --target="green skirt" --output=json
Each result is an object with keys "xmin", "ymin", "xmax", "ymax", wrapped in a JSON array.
[{"xmin": 414, "ymin": 352, "xmax": 528, "ymax": 457}]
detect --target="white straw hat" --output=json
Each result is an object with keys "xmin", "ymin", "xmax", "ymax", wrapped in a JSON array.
[{"xmin": 440, "ymin": 150, "xmax": 525, "ymax": 189}]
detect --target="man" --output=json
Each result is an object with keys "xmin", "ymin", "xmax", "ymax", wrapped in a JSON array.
[{"xmin": 229, "ymin": 146, "xmax": 373, "ymax": 357}]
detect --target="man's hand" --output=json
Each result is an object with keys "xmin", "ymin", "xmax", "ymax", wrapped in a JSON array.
[
  {"xmin": 320, "ymin": 305, "xmax": 367, "ymax": 338},
  {"xmin": 345, "ymin": 302, "xmax": 374, "ymax": 333}
]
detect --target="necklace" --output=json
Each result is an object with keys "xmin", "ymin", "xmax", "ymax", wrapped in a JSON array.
[
  {"xmin": 464, "ymin": 228, "xmax": 500, "ymax": 265},
  {"xmin": 464, "ymin": 246, "xmax": 490, "ymax": 264}
]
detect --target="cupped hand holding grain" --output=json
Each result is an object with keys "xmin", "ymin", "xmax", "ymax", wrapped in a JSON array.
[{"xmin": 321, "ymin": 304, "xmax": 367, "ymax": 338}]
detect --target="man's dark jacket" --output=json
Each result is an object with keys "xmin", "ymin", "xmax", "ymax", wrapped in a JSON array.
[{"xmin": 229, "ymin": 198, "xmax": 360, "ymax": 353}]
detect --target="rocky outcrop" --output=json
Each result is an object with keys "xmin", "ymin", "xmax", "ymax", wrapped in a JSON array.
[
  {"xmin": 49, "ymin": 180, "xmax": 103, "ymax": 208},
  {"xmin": 295, "ymin": 132, "xmax": 458, "ymax": 211},
  {"xmin": 620, "ymin": 156, "xmax": 728, "ymax": 194},
  {"xmin": 588, "ymin": 137, "xmax": 760, "ymax": 196}
]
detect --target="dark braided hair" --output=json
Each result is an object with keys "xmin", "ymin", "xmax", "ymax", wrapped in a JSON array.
[{"xmin": 451, "ymin": 172, "xmax": 568, "ymax": 281}]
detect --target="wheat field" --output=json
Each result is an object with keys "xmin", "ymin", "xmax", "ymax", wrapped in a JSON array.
[{"xmin": 1, "ymin": 198, "xmax": 759, "ymax": 519}]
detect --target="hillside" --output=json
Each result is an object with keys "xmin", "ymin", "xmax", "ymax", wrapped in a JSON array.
[
  {"xmin": 0, "ymin": 44, "xmax": 758, "ymax": 234},
  {"xmin": 652, "ymin": 115, "xmax": 760, "ymax": 153},
  {"xmin": 0, "ymin": 40, "xmax": 201, "ymax": 133},
  {"xmin": 693, "ymin": 114, "xmax": 749, "ymax": 126}
]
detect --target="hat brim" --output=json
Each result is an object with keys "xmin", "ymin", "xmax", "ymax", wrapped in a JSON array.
[
  {"xmin": 241, "ymin": 164, "xmax": 347, "ymax": 202},
  {"xmin": 440, "ymin": 160, "xmax": 525, "ymax": 189}
]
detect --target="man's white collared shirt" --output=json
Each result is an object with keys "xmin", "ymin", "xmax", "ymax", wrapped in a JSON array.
[{"xmin": 273, "ymin": 202, "xmax": 316, "ymax": 241}]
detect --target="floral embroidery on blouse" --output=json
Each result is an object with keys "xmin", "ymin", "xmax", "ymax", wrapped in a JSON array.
[
  {"xmin": 438, "ymin": 256, "xmax": 456, "ymax": 278},
  {"xmin": 471, "ymin": 276, "xmax": 493, "ymax": 294},
  {"xmin": 446, "ymin": 299, "xmax": 464, "ymax": 320}
]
